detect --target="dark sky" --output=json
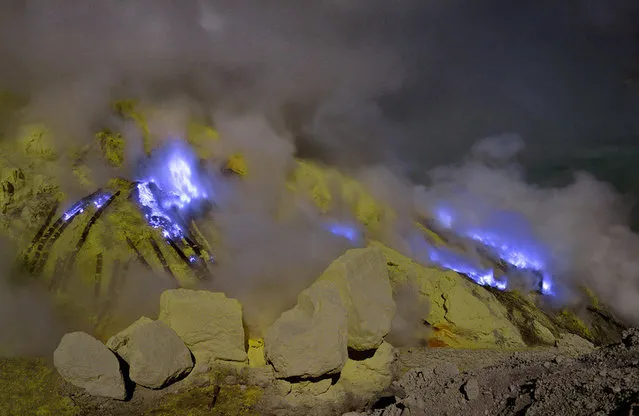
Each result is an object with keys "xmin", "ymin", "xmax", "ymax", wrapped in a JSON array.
[
  {"xmin": 0, "ymin": 0, "xmax": 638, "ymax": 171},
  {"xmin": 378, "ymin": 0, "xmax": 639, "ymax": 168}
]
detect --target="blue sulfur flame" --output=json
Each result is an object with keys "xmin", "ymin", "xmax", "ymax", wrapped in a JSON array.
[
  {"xmin": 432, "ymin": 203, "xmax": 555, "ymax": 295},
  {"xmin": 427, "ymin": 245, "xmax": 507, "ymax": 290},
  {"xmin": 62, "ymin": 191, "xmax": 113, "ymax": 221},
  {"xmin": 324, "ymin": 220, "xmax": 362, "ymax": 243},
  {"xmin": 136, "ymin": 140, "xmax": 215, "ymax": 239}
]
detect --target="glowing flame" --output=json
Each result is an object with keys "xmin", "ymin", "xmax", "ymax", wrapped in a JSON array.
[
  {"xmin": 62, "ymin": 191, "xmax": 112, "ymax": 221},
  {"xmin": 427, "ymin": 245, "xmax": 507, "ymax": 290},
  {"xmin": 431, "ymin": 202, "xmax": 555, "ymax": 295},
  {"xmin": 135, "ymin": 140, "xmax": 214, "ymax": 239},
  {"xmin": 324, "ymin": 220, "xmax": 363, "ymax": 244}
]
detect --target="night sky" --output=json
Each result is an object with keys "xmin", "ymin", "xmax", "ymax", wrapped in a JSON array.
[{"xmin": 0, "ymin": 0, "xmax": 637, "ymax": 179}]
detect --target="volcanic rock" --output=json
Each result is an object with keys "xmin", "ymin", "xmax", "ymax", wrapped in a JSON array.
[
  {"xmin": 106, "ymin": 316, "xmax": 154, "ymax": 352},
  {"xmin": 532, "ymin": 320, "xmax": 556, "ymax": 345},
  {"xmin": 462, "ymin": 377, "xmax": 480, "ymax": 400},
  {"xmin": 554, "ymin": 333, "xmax": 595, "ymax": 357},
  {"xmin": 53, "ymin": 331, "xmax": 126, "ymax": 400},
  {"xmin": 622, "ymin": 328, "xmax": 639, "ymax": 348},
  {"xmin": 159, "ymin": 289, "xmax": 246, "ymax": 363},
  {"xmin": 106, "ymin": 317, "xmax": 194, "ymax": 389},
  {"xmin": 337, "ymin": 341, "xmax": 398, "ymax": 400},
  {"xmin": 247, "ymin": 338, "xmax": 267, "ymax": 368},
  {"xmin": 374, "ymin": 242, "xmax": 525, "ymax": 348},
  {"xmin": 318, "ymin": 247, "xmax": 396, "ymax": 351},
  {"xmin": 265, "ymin": 279, "xmax": 348, "ymax": 379}
]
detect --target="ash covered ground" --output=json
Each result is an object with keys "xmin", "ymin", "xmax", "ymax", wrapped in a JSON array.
[{"xmin": 356, "ymin": 330, "xmax": 639, "ymax": 416}]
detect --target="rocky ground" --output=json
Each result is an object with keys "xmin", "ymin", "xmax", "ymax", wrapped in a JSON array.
[
  {"xmin": 1, "ymin": 244, "xmax": 634, "ymax": 416},
  {"xmin": 4, "ymin": 330, "xmax": 639, "ymax": 415},
  {"xmin": 351, "ymin": 329, "xmax": 639, "ymax": 416}
]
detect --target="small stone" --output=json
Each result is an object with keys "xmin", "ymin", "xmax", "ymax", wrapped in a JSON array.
[
  {"xmin": 553, "ymin": 356, "xmax": 563, "ymax": 364},
  {"xmin": 543, "ymin": 361, "xmax": 552, "ymax": 369},
  {"xmin": 612, "ymin": 385, "xmax": 622, "ymax": 394},
  {"xmin": 462, "ymin": 378, "xmax": 480, "ymax": 401},
  {"xmin": 599, "ymin": 370, "xmax": 607, "ymax": 377}
]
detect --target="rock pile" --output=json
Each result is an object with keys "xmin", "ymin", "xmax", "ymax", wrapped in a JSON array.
[
  {"xmin": 53, "ymin": 291, "xmax": 244, "ymax": 399},
  {"xmin": 51, "ymin": 243, "xmax": 626, "ymax": 414}
]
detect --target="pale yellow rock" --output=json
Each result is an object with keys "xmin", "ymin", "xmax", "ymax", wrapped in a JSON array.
[
  {"xmin": 372, "ymin": 242, "xmax": 526, "ymax": 349},
  {"xmin": 532, "ymin": 320, "xmax": 556, "ymax": 345},
  {"xmin": 337, "ymin": 341, "xmax": 398, "ymax": 400},
  {"xmin": 106, "ymin": 316, "xmax": 154, "ymax": 354},
  {"xmin": 265, "ymin": 280, "xmax": 348, "ymax": 379},
  {"xmin": 319, "ymin": 247, "xmax": 396, "ymax": 351},
  {"xmin": 248, "ymin": 338, "xmax": 267, "ymax": 367},
  {"xmin": 107, "ymin": 318, "xmax": 194, "ymax": 389},
  {"xmin": 555, "ymin": 333, "xmax": 595, "ymax": 357},
  {"xmin": 290, "ymin": 378, "xmax": 333, "ymax": 396},
  {"xmin": 54, "ymin": 332, "xmax": 126, "ymax": 400},
  {"xmin": 159, "ymin": 289, "xmax": 247, "ymax": 363}
]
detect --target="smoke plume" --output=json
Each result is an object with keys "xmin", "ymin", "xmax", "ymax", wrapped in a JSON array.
[{"xmin": 0, "ymin": 0, "xmax": 638, "ymax": 351}]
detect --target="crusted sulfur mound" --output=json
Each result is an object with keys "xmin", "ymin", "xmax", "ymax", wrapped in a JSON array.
[{"xmin": 374, "ymin": 241, "xmax": 526, "ymax": 349}]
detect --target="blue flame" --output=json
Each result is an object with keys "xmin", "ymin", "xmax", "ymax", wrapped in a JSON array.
[
  {"xmin": 62, "ymin": 191, "xmax": 113, "ymax": 221},
  {"xmin": 324, "ymin": 220, "xmax": 363, "ymax": 244},
  {"xmin": 136, "ymin": 140, "xmax": 214, "ymax": 239},
  {"xmin": 427, "ymin": 245, "xmax": 507, "ymax": 290},
  {"xmin": 431, "ymin": 201, "xmax": 555, "ymax": 295}
]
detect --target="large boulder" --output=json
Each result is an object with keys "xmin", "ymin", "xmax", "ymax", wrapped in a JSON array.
[
  {"xmin": 373, "ymin": 242, "xmax": 526, "ymax": 348},
  {"xmin": 265, "ymin": 280, "xmax": 348, "ymax": 379},
  {"xmin": 318, "ymin": 247, "xmax": 395, "ymax": 351},
  {"xmin": 158, "ymin": 289, "xmax": 246, "ymax": 363},
  {"xmin": 53, "ymin": 332, "xmax": 126, "ymax": 400},
  {"xmin": 106, "ymin": 317, "xmax": 194, "ymax": 389}
]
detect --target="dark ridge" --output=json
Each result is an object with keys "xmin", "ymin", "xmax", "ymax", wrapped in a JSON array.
[
  {"xmin": 149, "ymin": 237, "xmax": 178, "ymax": 283},
  {"xmin": 48, "ymin": 255, "xmax": 68, "ymax": 290},
  {"xmin": 67, "ymin": 191, "xmax": 121, "ymax": 270},
  {"xmin": 183, "ymin": 233, "xmax": 213, "ymax": 279},
  {"xmin": 94, "ymin": 252, "xmax": 103, "ymax": 299},
  {"xmin": 97, "ymin": 259, "xmax": 123, "ymax": 325},
  {"xmin": 23, "ymin": 202, "xmax": 58, "ymax": 261},
  {"xmin": 31, "ymin": 189, "xmax": 105, "ymax": 275},
  {"xmin": 166, "ymin": 237, "xmax": 194, "ymax": 268},
  {"xmin": 126, "ymin": 237, "xmax": 151, "ymax": 270}
]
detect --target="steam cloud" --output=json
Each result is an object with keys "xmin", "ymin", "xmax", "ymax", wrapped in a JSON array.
[{"xmin": 0, "ymin": 0, "xmax": 638, "ymax": 350}]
